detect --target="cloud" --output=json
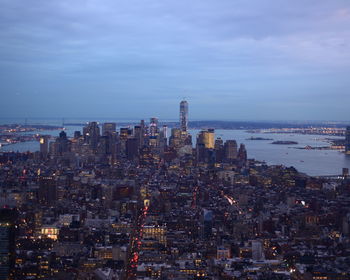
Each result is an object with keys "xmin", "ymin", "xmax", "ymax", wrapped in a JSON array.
[{"xmin": 0, "ymin": 0, "xmax": 349, "ymax": 120}]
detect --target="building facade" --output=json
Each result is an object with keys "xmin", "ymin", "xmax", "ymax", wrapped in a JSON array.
[{"xmin": 179, "ymin": 100, "xmax": 188, "ymax": 132}]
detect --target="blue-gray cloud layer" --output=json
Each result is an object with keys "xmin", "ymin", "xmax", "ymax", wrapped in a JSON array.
[{"xmin": 0, "ymin": 0, "xmax": 349, "ymax": 121}]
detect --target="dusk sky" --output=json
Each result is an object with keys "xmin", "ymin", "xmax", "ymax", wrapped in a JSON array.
[{"xmin": 0, "ymin": 0, "xmax": 349, "ymax": 121}]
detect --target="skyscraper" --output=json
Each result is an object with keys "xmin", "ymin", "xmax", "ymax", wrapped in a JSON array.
[
  {"xmin": 238, "ymin": 143, "xmax": 247, "ymax": 166},
  {"xmin": 102, "ymin": 122, "xmax": 116, "ymax": 135},
  {"xmin": 197, "ymin": 129, "xmax": 215, "ymax": 149},
  {"xmin": 179, "ymin": 100, "xmax": 188, "ymax": 132},
  {"xmin": 0, "ymin": 208, "xmax": 18, "ymax": 280},
  {"xmin": 39, "ymin": 135, "xmax": 49, "ymax": 157},
  {"xmin": 149, "ymin": 117, "xmax": 159, "ymax": 137},
  {"xmin": 56, "ymin": 130, "xmax": 69, "ymax": 155},
  {"xmin": 346, "ymin": 126, "xmax": 350, "ymax": 155},
  {"xmin": 224, "ymin": 140, "xmax": 238, "ymax": 162},
  {"xmin": 83, "ymin": 122, "xmax": 100, "ymax": 152}
]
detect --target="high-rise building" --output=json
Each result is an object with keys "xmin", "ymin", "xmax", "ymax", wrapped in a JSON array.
[
  {"xmin": 169, "ymin": 128, "xmax": 182, "ymax": 149},
  {"xmin": 39, "ymin": 135, "xmax": 49, "ymax": 157},
  {"xmin": 100, "ymin": 123, "xmax": 117, "ymax": 160},
  {"xmin": 161, "ymin": 125, "xmax": 168, "ymax": 139},
  {"xmin": 126, "ymin": 138, "xmax": 139, "ymax": 161},
  {"xmin": 0, "ymin": 208, "xmax": 18, "ymax": 280},
  {"xmin": 180, "ymin": 100, "xmax": 188, "ymax": 132},
  {"xmin": 197, "ymin": 129, "xmax": 215, "ymax": 149},
  {"xmin": 238, "ymin": 143, "xmax": 247, "ymax": 165},
  {"xmin": 215, "ymin": 138, "xmax": 224, "ymax": 163},
  {"xmin": 224, "ymin": 140, "xmax": 238, "ymax": 162},
  {"xmin": 119, "ymin": 128, "xmax": 131, "ymax": 158},
  {"xmin": 97, "ymin": 135, "xmax": 109, "ymax": 156},
  {"xmin": 215, "ymin": 138, "xmax": 223, "ymax": 150},
  {"xmin": 83, "ymin": 122, "xmax": 100, "ymax": 152},
  {"xmin": 56, "ymin": 130, "xmax": 69, "ymax": 155},
  {"xmin": 149, "ymin": 117, "xmax": 158, "ymax": 137},
  {"xmin": 346, "ymin": 126, "xmax": 350, "ymax": 155},
  {"xmin": 196, "ymin": 142, "xmax": 207, "ymax": 163},
  {"xmin": 102, "ymin": 122, "xmax": 117, "ymax": 135}
]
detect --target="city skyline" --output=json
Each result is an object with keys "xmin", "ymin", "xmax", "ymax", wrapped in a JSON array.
[
  {"xmin": 1, "ymin": 95, "xmax": 350, "ymax": 279},
  {"xmin": 1, "ymin": 0, "xmax": 350, "ymax": 121}
]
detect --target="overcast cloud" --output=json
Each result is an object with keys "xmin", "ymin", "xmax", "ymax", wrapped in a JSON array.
[{"xmin": 0, "ymin": 0, "xmax": 349, "ymax": 121}]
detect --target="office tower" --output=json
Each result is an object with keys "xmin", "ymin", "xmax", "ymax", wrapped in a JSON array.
[
  {"xmin": 169, "ymin": 128, "xmax": 182, "ymax": 148},
  {"xmin": 71, "ymin": 131, "xmax": 83, "ymax": 155},
  {"xmin": 56, "ymin": 130, "xmax": 69, "ymax": 155},
  {"xmin": 119, "ymin": 128, "xmax": 130, "ymax": 158},
  {"xmin": 108, "ymin": 131, "xmax": 118, "ymax": 161},
  {"xmin": 49, "ymin": 131, "xmax": 69, "ymax": 156},
  {"xmin": 39, "ymin": 135, "xmax": 49, "ymax": 157},
  {"xmin": 38, "ymin": 176, "xmax": 57, "ymax": 206},
  {"xmin": 149, "ymin": 135, "xmax": 159, "ymax": 148},
  {"xmin": 224, "ymin": 140, "xmax": 238, "ymax": 162},
  {"xmin": 196, "ymin": 129, "xmax": 215, "ymax": 163},
  {"xmin": 83, "ymin": 122, "xmax": 100, "ymax": 152},
  {"xmin": 126, "ymin": 138, "xmax": 139, "ymax": 161},
  {"xmin": 101, "ymin": 123, "xmax": 117, "ymax": 160},
  {"xmin": 215, "ymin": 138, "xmax": 223, "ymax": 150},
  {"xmin": 102, "ymin": 122, "xmax": 117, "ymax": 135},
  {"xmin": 134, "ymin": 125, "xmax": 142, "ymax": 147},
  {"xmin": 346, "ymin": 126, "xmax": 350, "ymax": 155},
  {"xmin": 179, "ymin": 100, "xmax": 188, "ymax": 132},
  {"xmin": 97, "ymin": 135, "xmax": 109, "ymax": 156},
  {"xmin": 215, "ymin": 138, "xmax": 224, "ymax": 163},
  {"xmin": 197, "ymin": 129, "xmax": 215, "ymax": 149},
  {"xmin": 169, "ymin": 128, "xmax": 191, "ymax": 150},
  {"xmin": 196, "ymin": 142, "xmax": 206, "ymax": 163},
  {"xmin": 140, "ymin": 119, "xmax": 145, "ymax": 135},
  {"xmin": 119, "ymin": 127, "xmax": 130, "ymax": 139},
  {"xmin": 238, "ymin": 143, "xmax": 247, "ymax": 165},
  {"xmin": 161, "ymin": 125, "xmax": 168, "ymax": 139},
  {"xmin": 149, "ymin": 117, "xmax": 158, "ymax": 136},
  {"xmin": 0, "ymin": 208, "xmax": 18, "ymax": 280},
  {"xmin": 204, "ymin": 129, "xmax": 215, "ymax": 149},
  {"xmin": 157, "ymin": 125, "xmax": 168, "ymax": 152}
]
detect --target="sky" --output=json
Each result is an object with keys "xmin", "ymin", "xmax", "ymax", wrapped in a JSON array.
[{"xmin": 0, "ymin": 0, "xmax": 349, "ymax": 121}]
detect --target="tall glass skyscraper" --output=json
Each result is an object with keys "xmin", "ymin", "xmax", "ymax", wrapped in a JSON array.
[{"xmin": 179, "ymin": 100, "xmax": 188, "ymax": 132}]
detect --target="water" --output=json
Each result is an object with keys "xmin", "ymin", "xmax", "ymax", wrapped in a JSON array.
[
  {"xmin": 198, "ymin": 129, "xmax": 350, "ymax": 177},
  {"xmin": 1, "ymin": 120, "xmax": 349, "ymax": 176}
]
